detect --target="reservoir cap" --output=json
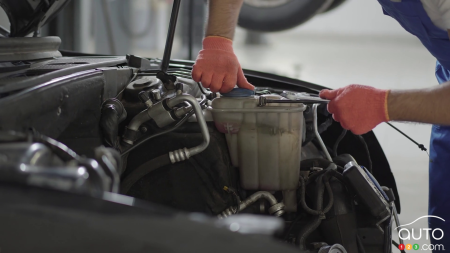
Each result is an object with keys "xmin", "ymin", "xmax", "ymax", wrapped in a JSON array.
[{"xmin": 221, "ymin": 88, "xmax": 255, "ymax": 97}]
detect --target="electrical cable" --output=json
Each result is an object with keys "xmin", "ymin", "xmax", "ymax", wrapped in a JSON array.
[
  {"xmin": 332, "ymin": 129, "xmax": 347, "ymax": 157},
  {"xmin": 115, "ymin": 72, "xmax": 138, "ymax": 99},
  {"xmin": 356, "ymin": 135, "xmax": 373, "ymax": 173}
]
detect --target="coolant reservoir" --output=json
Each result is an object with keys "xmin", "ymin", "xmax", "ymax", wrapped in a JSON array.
[{"xmin": 210, "ymin": 92, "xmax": 306, "ymax": 191}]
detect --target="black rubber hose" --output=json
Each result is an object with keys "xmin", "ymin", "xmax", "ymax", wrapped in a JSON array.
[
  {"xmin": 299, "ymin": 166, "xmax": 336, "ymax": 216},
  {"xmin": 120, "ymin": 154, "xmax": 171, "ymax": 194},
  {"xmin": 297, "ymin": 171, "xmax": 335, "ymax": 250},
  {"xmin": 332, "ymin": 154, "xmax": 358, "ymax": 169},
  {"xmin": 298, "ymin": 217, "xmax": 322, "ymax": 251},
  {"xmin": 315, "ymin": 174, "xmax": 325, "ymax": 212},
  {"xmin": 100, "ymin": 106, "xmax": 120, "ymax": 147},
  {"xmin": 322, "ymin": 177, "xmax": 334, "ymax": 214},
  {"xmin": 305, "ymin": 170, "xmax": 329, "ymax": 186},
  {"xmin": 100, "ymin": 99, "xmax": 127, "ymax": 149},
  {"xmin": 299, "ymin": 173, "xmax": 333, "ymax": 214},
  {"xmin": 332, "ymin": 129, "xmax": 347, "ymax": 157},
  {"xmin": 326, "ymin": 169, "xmax": 346, "ymax": 183},
  {"xmin": 299, "ymin": 176, "xmax": 323, "ymax": 216}
]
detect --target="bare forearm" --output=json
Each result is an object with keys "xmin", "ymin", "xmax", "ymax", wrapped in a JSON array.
[
  {"xmin": 388, "ymin": 82, "xmax": 450, "ymax": 125},
  {"xmin": 206, "ymin": 0, "xmax": 244, "ymax": 40}
]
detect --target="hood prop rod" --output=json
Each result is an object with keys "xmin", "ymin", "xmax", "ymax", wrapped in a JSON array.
[{"xmin": 160, "ymin": 0, "xmax": 182, "ymax": 74}]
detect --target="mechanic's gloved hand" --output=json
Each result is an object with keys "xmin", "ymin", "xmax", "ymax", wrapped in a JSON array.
[
  {"xmin": 319, "ymin": 84, "xmax": 390, "ymax": 135},
  {"xmin": 192, "ymin": 36, "xmax": 254, "ymax": 93}
]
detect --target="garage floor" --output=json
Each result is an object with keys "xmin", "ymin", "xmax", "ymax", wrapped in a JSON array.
[{"xmin": 234, "ymin": 28, "xmax": 435, "ymax": 247}]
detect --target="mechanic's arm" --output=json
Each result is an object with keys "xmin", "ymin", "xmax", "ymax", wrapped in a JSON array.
[
  {"xmin": 206, "ymin": 0, "xmax": 242, "ymax": 39},
  {"xmin": 319, "ymin": 83, "xmax": 450, "ymax": 135},
  {"xmin": 388, "ymin": 84, "xmax": 450, "ymax": 124},
  {"xmin": 191, "ymin": 0, "xmax": 254, "ymax": 93}
]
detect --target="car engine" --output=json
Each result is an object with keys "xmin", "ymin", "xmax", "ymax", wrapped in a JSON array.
[
  {"xmin": 0, "ymin": 54, "xmax": 400, "ymax": 253},
  {"xmin": 113, "ymin": 66, "xmax": 398, "ymax": 253}
]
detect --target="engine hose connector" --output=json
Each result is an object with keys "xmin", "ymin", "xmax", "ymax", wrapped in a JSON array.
[
  {"xmin": 268, "ymin": 202, "xmax": 285, "ymax": 217},
  {"xmin": 166, "ymin": 94, "xmax": 210, "ymax": 163},
  {"xmin": 218, "ymin": 191, "xmax": 285, "ymax": 219},
  {"xmin": 169, "ymin": 148, "xmax": 190, "ymax": 163}
]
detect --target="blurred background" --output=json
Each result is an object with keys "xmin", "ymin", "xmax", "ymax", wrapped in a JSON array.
[{"xmin": 0, "ymin": 0, "xmax": 434, "ymax": 245}]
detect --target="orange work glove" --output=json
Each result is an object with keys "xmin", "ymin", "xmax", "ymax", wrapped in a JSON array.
[
  {"xmin": 319, "ymin": 84, "xmax": 390, "ymax": 135},
  {"xmin": 192, "ymin": 36, "xmax": 254, "ymax": 93}
]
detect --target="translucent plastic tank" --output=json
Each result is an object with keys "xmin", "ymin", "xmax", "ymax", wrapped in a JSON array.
[{"xmin": 210, "ymin": 94, "xmax": 306, "ymax": 191}]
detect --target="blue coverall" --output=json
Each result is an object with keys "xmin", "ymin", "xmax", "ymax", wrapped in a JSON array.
[{"xmin": 378, "ymin": 0, "xmax": 450, "ymax": 249}]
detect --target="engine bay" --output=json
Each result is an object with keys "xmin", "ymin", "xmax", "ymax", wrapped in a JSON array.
[
  {"xmin": 114, "ymin": 67, "xmax": 398, "ymax": 253},
  {"xmin": 0, "ymin": 56, "xmax": 401, "ymax": 253}
]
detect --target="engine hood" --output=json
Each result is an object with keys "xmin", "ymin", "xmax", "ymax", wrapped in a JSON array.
[{"xmin": 0, "ymin": 0, "xmax": 70, "ymax": 37}]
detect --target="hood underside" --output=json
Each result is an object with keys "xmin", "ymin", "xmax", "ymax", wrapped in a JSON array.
[{"xmin": 0, "ymin": 0, "xmax": 70, "ymax": 37}]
